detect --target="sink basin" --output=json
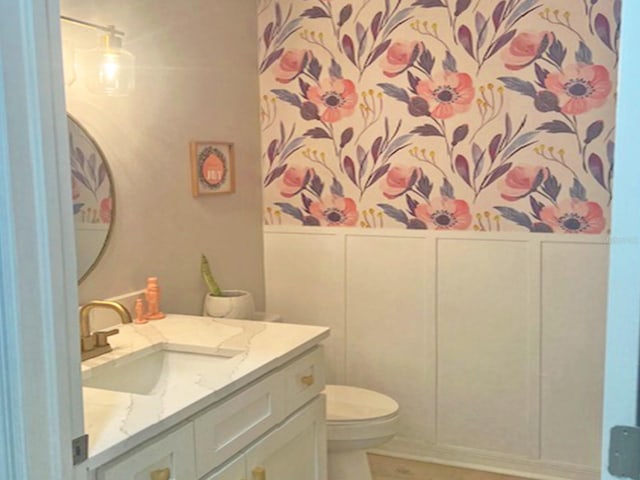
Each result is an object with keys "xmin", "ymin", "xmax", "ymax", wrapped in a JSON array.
[{"xmin": 82, "ymin": 345, "xmax": 243, "ymax": 395}]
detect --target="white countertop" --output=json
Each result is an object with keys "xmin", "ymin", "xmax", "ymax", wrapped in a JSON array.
[{"xmin": 81, "ymin": 314, "xmax": 329, "ymax": 470}]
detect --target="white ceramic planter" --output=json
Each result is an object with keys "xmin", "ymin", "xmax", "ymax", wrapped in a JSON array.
[{"xmin": 202, "ymin": 290, "xmax": 255, "ymax": 320}]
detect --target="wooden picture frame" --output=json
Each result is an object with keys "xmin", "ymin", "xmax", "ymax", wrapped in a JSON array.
[{"xmin": 190, "ymin": 141, "xmax": 236, "ymax": 196}]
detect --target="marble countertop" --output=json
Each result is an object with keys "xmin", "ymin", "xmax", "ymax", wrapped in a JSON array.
[{"xmin": 81, "ymin": 314, "xmax": 329, "ymax": 470}]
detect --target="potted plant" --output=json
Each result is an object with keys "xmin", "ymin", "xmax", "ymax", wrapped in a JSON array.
[{"xmin": 200, "ymin": 254, "xmax": 255, "ymax": 319}]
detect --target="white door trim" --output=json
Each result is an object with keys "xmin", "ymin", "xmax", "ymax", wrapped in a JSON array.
[{"xmin": 0, "ymin": 0, "xmax": 84, "ymax": 479}]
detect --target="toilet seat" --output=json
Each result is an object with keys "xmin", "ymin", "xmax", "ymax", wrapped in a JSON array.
[{"xmin": 325, "ymin": 384, "xmax": 399, "ymax": 424}]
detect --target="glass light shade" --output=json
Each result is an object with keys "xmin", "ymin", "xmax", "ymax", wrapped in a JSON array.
[{"xmin": 80, "ymin": 34, "xmax": 135, "ymax": 96}]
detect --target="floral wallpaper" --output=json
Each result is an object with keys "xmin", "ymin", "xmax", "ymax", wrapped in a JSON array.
[{"xmin": 258, "ymin": 0, "xmax": 619, "ymax": 233}]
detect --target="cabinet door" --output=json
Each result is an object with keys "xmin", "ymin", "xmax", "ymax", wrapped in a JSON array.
[
  {"xmin": 96, "ymin": 424, "xmax": 196, "ymax": 480},
  {"xmin": 204, "ymin": 455, "xmax": 245, "ymax": 480},
  {"xmin": 245, "ymin": 396, "xmax": 327, "ymax": 480}
]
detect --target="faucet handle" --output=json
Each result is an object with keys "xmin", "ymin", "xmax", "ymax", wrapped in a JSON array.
[{"xmin": 94, "ymin": 329, "xmax": 119, "ymax": 347}]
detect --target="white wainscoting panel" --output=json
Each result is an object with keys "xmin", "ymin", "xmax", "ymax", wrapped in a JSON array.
[
  {"xmin": 263, "ymin": 227, "xmax": 609, "ymax": 479},
  {"xmin": 345, "ymin": 234, "xmax": 434, "ymax": 445},
  {"xmin": 540, "ymin": 242, "xmax": 608, "ymax": 468},
  {"xmin": 436, "ymin": 239, "xmax": 533, "ymax": 457},
  {"xmin": 263, "ymin": 232, "xmax": 345, "ymax": 383}
]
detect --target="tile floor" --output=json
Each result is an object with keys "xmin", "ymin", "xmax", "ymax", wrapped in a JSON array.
[{"xmin": 368, "ymin": 454, "xmax": 531, "ymax": 480}]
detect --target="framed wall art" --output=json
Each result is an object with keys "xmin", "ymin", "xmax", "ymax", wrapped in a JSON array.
[{"xmin": 190, "ymin": 140, "xmax": 236, "ymax": 196}]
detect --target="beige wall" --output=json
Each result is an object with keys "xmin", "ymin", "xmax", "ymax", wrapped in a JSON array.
[{"xmin": 62, "ymin": 0, "xmax": 265, "ymax": 313}]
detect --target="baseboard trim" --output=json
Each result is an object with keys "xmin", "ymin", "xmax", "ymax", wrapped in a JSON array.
[{"xmin": 369, "ymin": 438, "xmax": 599, "ymax": 480}]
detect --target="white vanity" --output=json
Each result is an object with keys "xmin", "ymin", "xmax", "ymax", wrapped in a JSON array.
[{"xmin": 79, "ymin": 314, "xmax": 329, "ymax": 480}]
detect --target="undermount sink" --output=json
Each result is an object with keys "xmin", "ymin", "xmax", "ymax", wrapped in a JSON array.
[{"xmin": 82, "ymin": 344, "xmax": 243, "ymax": 395}]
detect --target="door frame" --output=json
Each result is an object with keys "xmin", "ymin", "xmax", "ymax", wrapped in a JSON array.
[{"xmin": 0, "ymin": 0, "xmax": 84, "ymax": 478}]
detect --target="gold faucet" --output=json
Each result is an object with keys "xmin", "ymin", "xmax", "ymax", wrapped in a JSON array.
[{"xmin": 79, "ymin": 301, "xmax": 132, "ymax": 361}]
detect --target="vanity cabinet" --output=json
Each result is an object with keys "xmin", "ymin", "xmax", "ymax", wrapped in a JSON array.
[{"xmin": 91, "ymin": 346, "xmax": 327, "ymax": 480}]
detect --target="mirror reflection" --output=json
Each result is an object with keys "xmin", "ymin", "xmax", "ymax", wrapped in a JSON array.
[{"xmin": 68, "ymin": 115, "xmax": 114, "ymax": 283}]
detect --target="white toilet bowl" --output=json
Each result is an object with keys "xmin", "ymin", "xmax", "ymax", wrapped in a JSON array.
[{"xmin": 325, "ymin": 385, "xmax": 399, "ymax": 480}]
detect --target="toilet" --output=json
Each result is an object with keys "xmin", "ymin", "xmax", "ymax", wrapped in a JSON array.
[{"xmin": 325, "ymin": 384, "xmax": 399, "ymax": 480}]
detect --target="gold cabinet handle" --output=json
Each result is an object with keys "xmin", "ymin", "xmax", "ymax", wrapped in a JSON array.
[
  {"xmin": 301, "ymin": 374, "xmax": 314, "ymax": 386},
  {"xmin": 150, "ymin": 468, "xmax": 170, "ymax": 480},
  {"xmin": 252, "ymin": 466, "xmax": 266, "ymax": 480}
]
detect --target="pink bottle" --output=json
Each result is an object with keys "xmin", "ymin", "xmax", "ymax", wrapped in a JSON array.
[
  {"xmin": 144, "ymin": 277, "xmax": 165, "ymax": 320},
  {"xmin": 134, "ymin": 298, "xmax": 148, "ymax": 324}
]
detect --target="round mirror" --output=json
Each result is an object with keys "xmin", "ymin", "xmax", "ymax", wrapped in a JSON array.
[{"xmin": 68, "ymin": 115, "xmax": 115, "ymax": 283}]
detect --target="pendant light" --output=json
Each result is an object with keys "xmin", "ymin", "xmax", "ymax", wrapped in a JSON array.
[{"xmin": 61, "ymin": 16, "xmax": 135, "ymax": 96}]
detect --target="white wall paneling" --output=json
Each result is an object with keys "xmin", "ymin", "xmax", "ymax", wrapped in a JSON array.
[{"xmin": 263, "ymin": 226, "xmax": 609, "ymax": 480}]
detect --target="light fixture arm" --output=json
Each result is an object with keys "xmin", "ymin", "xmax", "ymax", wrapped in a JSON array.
[{"xmin": 60, "ymin": 15, "xmax": 125, "ymax": 37}]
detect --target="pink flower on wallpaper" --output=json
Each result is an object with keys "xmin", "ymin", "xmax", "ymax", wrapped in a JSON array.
[
  {"xmin": 540, "ymin": 199, "xmax": 605, "ymax": 234},
  {"xmin": 279, "ymin": 166, "xmax": 313, "ymax": 198},
  {"xmin": 416, "ymin": 72, "xmax": 475, "ymax": 119},
  {"xmin": 274, "ymin": 50, "xmax": 310, "ymax": 83},
  {"xmin": 545, "ymin": 63, "xmax": 612, "ymax": 115},
  {"xmin": 99, "ymin": 197, "xmax": 112, "ymax": 224},
  {"xmin": 382, "ymin": 165, "xmax": 420, "ymax": 199},
  {"xmin": 381, "ymin": 41, "xmax": 422, "ymax": 77},
  {"xmin": 499, "ymin": 165, "xmax": 548, "ymax": 201},
  {"xmin": 415, "ymin": 197, "xmax": 472, "ymax": 230},
  {"xmin": 307, "ymin": 78, "xmax": 358, "ymax": 123},
  {"xmin": 309, "ymin": 195, "xmax": 358, "ymax": 226},
  {"xmin": 501, "ymin": 31, "xmax": 553, "ymax": 70}
]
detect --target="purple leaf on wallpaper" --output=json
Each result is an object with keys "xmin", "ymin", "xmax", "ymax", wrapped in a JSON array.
[
  {"xmin": 455, "ymin": 0, "xmax": 472, "ymax": 16},
  {"xmin": 489, "ymin": 134, "xmax": 502, "ymax": 162},
  {"xmin": 408, "ymin": 96, "xmax": 429, "ymax": 117},
  {"xmin": 97, "ymin": 163, "xmax": 106, "ymax": 189},
  {"xmin": 542, "ymin": 175, "xmax": 561, "ymax": 201},
  {"xmin": 412, "ymin": 0, "xmax": 446, "ymax": 7},
  {"xmin": 440, "ymin": 178, "xmax": 455, "ymax": 199},
  {"xmin": 280, "ymin": 137, "xmax": 305, "ymax": 161},
  {"xmin": 260, "ymin": 48, "xmax": 284, "ymax": 73},
  {"xmin": 594, "ymin": 14, "xmax": 612, "ymax": 49},
  {"xmin": 342, "ymin": 35, "xmax": 357, "ymax": 66},
  {"xmin": 534, "ymin": 90, "xmax": 559, "ymax": 113},
  {"xmin": 378, "ymin": 83, "xmax": 410, "ymax": 104},
  {"xmin": 548, "ymin": 38, "xmax": 567, "ymax": 68},
  {"xmin": 458, "ymin": 25, "xmax": 474, "ymax": 59},
  {"xmin": 588, "ymin": 153, "xmax": 607, "ymax": 189},
  {"xmin": 472, "ymin": 143, "xmax": 485, "ymax": 179},
  {"xmin": 383, "ymin": 8, "xmax": 414, "ymax": 37},
  {"xmin": 416, "ymin": 175, "xmax": 433, "ymax": 199},
  {"xmin": 455, "ymin": 155, "xmax": 472, "ymax": 187},
  {"xmin": 452, "ymin": 124, "xmax": 469, "ymax": 146},
  {"xmin": 267, "ymin": 139, "xmax": 278, "ymax": 165},
  {"xmin": 481, "ymin": 163, "xmax": 512, "ymax": 189},
  {"xmin": 570, "ymin": 179, "xmax": 587, "ymax": 202},
  {"xmin": 492, "ymin": 1, "xmax": 506, "ymax": 30},
  {"xmin": 73, "ymin": 203, "xmax": 84, "ymax": 215},
  {"xmin": 356, "ymin": 145, "xmax": 367, "ymax": 167},
  {"xmin": 406, "ymin": 194, "xmax": 419, "ymax": 215},
  {"xmin": 585, "ymin": 120, "xmax": 604, "ymax": 144},
  {"xmin": 274, "ymin": 2, "xmax": 282, "ymax": 28},
  {"xmin": 366, "ymin": 39, "xmax": 392, "ymax": 67},
  {"xmin": 377, "ymin": 204, "xmax": 409, "ymax": 225},
  {"xmin": 274, "ymin": 18, "xmax": 302, "ymax": 46},
  {"xmin": 418, "ymin": 49, "xmax": 435, "ymax": 75},
  {"xmin": 476, "ymin": 12, "xmax": 489, "ymax": 50},
  {"xmin": 412, "ymin": 124, "xmax": 443, "ymax": 137},
  {"xmin": 407, "ymin": 71, "xmax": 420, "ymax": 93},
  {"xmin": 298, "ymin": 78, "xmax": 311, "ymax": 98},
  {"xmin": 340, "ymin": 128, "xmax": 354, "ymax": 148},
  {"xmin": 442, "ymin": 51, "xmax": 458, "ymax": 72},
  {"xmin": 371, "ymin": 11, "xmax": 383, "ymax": 40},
  {"xmin": 338, "ymin": 5, "xmax": 353, "ymax": 27},
  {"xmin": 310, "ymin": 174, "xmax": 324, "ymax": 197},
  {"xmin": 330, "ymin": 59, "xmax": 343, "ymax": 79},
  {"xmin": 71, "ymin": 170, "xmax": 92, "ymax": 193},
  {"xmin": 301, "ymin": 193, "xmax": 313, "ymax": 213},
  {"xmin": 530, "ymin": 196, "xmax": 544, "ymax": 220},
  {"xmin": 365, "ymin": 164, "xmax": 391, "ymax": 189},
  {"xmin": 304, "ymin": 127, "xmax": 331, "ymax": 139},
  {"xmin": 502, "ymin": 132, "xmax": 538, "ymax": 161},
  {"xmin": 534, "ymin": 63, "xmax": 549, "ymax": 88},
  {"xmin": 505, "ymin": 0, "xmax": 539, "ymax": 28},
  {"xmin": 263, "ymin": 22, "xmax": 274, "ymax": 49},
  {"xmin": 494, "ymin": 207, "xmax": 533, "ymax": 230},
  {"xmin": 75, "ymin": 147, "xmax": 85, "ymax": 169},
  {"xmin": 331, "ymin": 178, "xmax": 345, "ymax": 197},
  {"xmin": 264, "ymin": 164, "xmax": 287, "ymax": 187},
  {"xmin": 498, "ymin": 76, "xmax": 536, "ymax": 98},
  {"xmin": 614, "ymin": 0, "xmax": 622, "ymax": 25},
  {"xmin": 575, "ymin": 41, "xmax": 593, "ymax": 65},
  {"xmin": 537, "ymin": 120, "xmax": 574, "ymax": 134},
  {"xmin": 87, "ymin": 154, "xmax": 97, "ymax": 183},
  {"xmin": 301, "ymin": 6, "xmax": 330, "ymax": 19},
  {"xmin": 356, "ymin": 22, "xmax": 367, "ymax": 45},
  {"xmin": 485, "ymin": 29, "xmax": 516, "ymax": 60},
  {"xmin": 343, "ymin": 156, "xmax": 357, "ymax": 185},
  {"xmin": 275, "ymin": 203, "xmax": 304, "ymax": 222},
  {"xmin": 272, "ymin": 89, "xmax": 302, "ymax": 108},
  {"xmin": 307, "ymin": 57, "xmax": 322, "ymax": 80},
  {"xmin": 607, "ymin": 140, "xmax": 615, "ymax": 168},
  {"xmin": 371, "ymin": 136, "xmax": 383, "ymax": 163}
]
